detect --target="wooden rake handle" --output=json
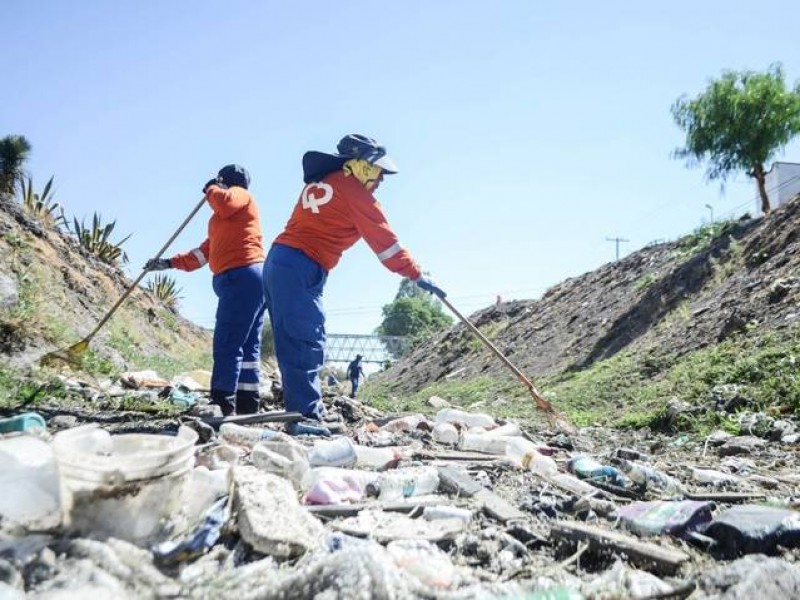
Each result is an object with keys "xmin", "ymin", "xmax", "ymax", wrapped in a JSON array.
[
  {"xmin": 439, "ymin": 295, "xmax": 554, "ymax": 413},
  {"xmin": 83, "ymin": 197, "xmax": 207, "ymax": 342}
]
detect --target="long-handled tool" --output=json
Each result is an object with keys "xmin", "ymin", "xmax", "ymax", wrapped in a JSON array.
[
  {"xmin": 439, "ymin": 295, "xmax": 560, "ymax": 416},
  {"xmin": 40, "ymin": 197, "xmax": 207, "ymax": 367}
]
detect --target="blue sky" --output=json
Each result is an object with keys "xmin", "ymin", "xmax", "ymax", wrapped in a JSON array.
[{"xmin": 3, "ymin": 1, "xmax": 800, "ymax": 335}]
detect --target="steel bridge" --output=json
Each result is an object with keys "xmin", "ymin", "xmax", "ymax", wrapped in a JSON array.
[{"xmin": 325, "ymin": 334, "xmax": 409, "ymax": 364}]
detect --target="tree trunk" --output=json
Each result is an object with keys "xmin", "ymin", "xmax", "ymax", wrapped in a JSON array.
[{"xmin": 754, "ymin": 163, "xmax": 771, "ymax": 214}]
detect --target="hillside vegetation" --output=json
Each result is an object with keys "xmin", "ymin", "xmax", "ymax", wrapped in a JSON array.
[
  {"xmin": 367, "ymin": 196, "xmax": 800, "ymax": 433},
  {"xmin": 0, "ymin": 195, "xmax": 211, "ymax": 402}
]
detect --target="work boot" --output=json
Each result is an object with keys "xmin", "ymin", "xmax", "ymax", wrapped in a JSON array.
[
  {"xmin": 236, "ymin": 390, "xmax": 260, "ymax": 415},
  {"xmin": 209, "ymin": 389, "xmax": 236, "ymax": 417}
]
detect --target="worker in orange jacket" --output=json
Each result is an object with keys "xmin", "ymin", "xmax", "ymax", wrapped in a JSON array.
[
  {"xmin": 146, "ymin": 164, "xmax": 266, "ymax": 416},
  {"xmin": 265, "ymin": 135, "xmax": 445, "ymax": 426}
]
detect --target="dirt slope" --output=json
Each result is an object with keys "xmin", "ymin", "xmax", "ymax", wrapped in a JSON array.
[
  {"xmin": 379, "ymin": 196, "xmax": 800, "ymax": 395},
  {"xmin": 0, "ymin": 197, "xmax": 211, "ymax": 376}
]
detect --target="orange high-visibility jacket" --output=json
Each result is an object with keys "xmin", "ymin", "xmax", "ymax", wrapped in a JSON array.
[
  {"xmin": 273, "ymin": 171, "xmax": 422, "ymax": 279},
  {"xmin": 171, "ymin": 185, "xmax": 265, "ymax": 275}
]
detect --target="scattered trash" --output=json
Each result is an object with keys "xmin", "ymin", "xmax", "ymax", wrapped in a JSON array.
[{"xmin": 2, "ymin": 382, "xmax": 799, "ymax": 597}]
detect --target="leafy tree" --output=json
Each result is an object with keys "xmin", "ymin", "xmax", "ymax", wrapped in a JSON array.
[
  {"xmin": 0, "ymin": 135, "xmax": 32, "ymax": 197},
  {"xmin": 671, "ymin": 64, "xmax": 800, "ymax": 214},
  {"xmin": 376, "ymin": 278, "xmax": 453, "ymax": 357}
]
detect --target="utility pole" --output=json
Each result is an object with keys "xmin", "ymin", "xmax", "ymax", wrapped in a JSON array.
[
  {"xmin": 705, "ymin": 203, "xmax": 714, "ymax": 224},
  {"xmin": 606, "ymin": 236, "xmax": 629, "ymax": 261}
]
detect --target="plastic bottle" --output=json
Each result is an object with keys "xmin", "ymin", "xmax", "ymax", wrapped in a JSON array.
[
  {"xmin": 352, "ymin": 444, "xmax": 402, "ymax": 469},
  {"xmin": 432, "ymin": 422, "xmax": 459, "ymax": 445},
  {"xmin": 219, "ymin": 423, "xmax": 286, "ymax": 447},
  {"xmin": 0, "ymin": 412, "xmax": 46, "ymax": 435},
  {"xmin": 617, "ymin": 460, "xmax": 685, "ymax": 494},
  {"xmin": 307, "ymin": 437, "xmax": 357, "ymax": 468},
  {"xmin": 568, "ymin": 456, "xmax": 630, "ymax": 487},
  {"xmin": 366, "ymin": 466, "xmax": 440, "ymax": 501},
  {"xmin": 422, "ymin": 505, "xmax": 473, "ymax": 524},
  {"xmin": 460, "ymin": 432, "xmax": 509, "ymax": 454},
  {"xmin": 434, "ymin": 408, "xmax": 496, "ymax": 429},
  {"xmin": 504, "ymin": 437, "xmax": 558, "ymax": 477}
]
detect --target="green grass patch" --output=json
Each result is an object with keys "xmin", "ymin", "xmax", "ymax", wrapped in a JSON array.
[{"xmin": 364, "ymin": 325, "xmax": 800, "ymax": 433}]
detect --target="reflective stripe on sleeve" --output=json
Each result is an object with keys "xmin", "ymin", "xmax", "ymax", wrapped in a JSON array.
[
  {"xmin": 376, "ymin": 242, "xmax": 402, "ymax": 261},
  {"xmin": 191, "ymin": 248, "xmax": 207, "ymax": 266}
]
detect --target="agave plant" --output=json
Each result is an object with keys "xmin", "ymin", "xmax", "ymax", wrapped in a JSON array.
[
  {"xmin": 18, "ymin": 175, "xmax": 66, "ymax": 228},
  {"xmin": 72, "ymin": 212, "xmax": 131, "ymax": 264},
  {"xmin": 145, "ymin": 273, "xmax": 182, "ymax": 309}
]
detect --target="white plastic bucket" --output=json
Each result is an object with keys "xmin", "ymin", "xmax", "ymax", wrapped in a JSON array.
[{"xmin": 52, "ymin": 425, "xmax": 197, "ymax": 544}]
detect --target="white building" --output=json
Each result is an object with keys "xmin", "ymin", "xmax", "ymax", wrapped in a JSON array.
[{"xmin": 759, "ymin": 162, "xmax": 800, "ymax": 213}]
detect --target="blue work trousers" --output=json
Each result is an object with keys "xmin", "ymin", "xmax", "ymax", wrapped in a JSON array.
[
  {"xmin": 211, "ymin": 263, "xmax": 266, "ymax": 396},
  {"xmin": 263, "ymin": 244, "xmax": 326, "ymax": 420},
  {"xmin": 350, "ymin": 377, "xmax": 360, "ymax": 399}
]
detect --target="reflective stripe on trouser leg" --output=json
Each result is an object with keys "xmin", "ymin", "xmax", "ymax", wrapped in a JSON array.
[
  {"xmin": 263, "ymin": 244, "xmax": 327, "ymax": 420},
  {"xmin": 236, "ymin": 307, "xmax": 265, "ymax": 414},
  {"xmin": 211, "ymin": 263, "xmax": 265, "ymax": 394}
]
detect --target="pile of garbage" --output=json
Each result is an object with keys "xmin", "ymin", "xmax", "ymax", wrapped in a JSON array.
[{"xmin": 1, "ymin": 388, "xmax": 800, "ymax": 599}]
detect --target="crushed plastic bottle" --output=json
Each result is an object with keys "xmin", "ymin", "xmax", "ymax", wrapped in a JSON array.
[
  {"xmin": 219, "ymin": 423, "xmax": 286, "ymax": 447},
  {"xmin": 568, "ymin": 456, "xmax": 630, "ymax": 487},
  {"xmin": 617, "ymin": 460, "xmax": 685, "ymax": 494},
  {"xmin": 366, "ymin": 466, "xmax": 440, "ymax": 501},
  {"xmin": 308, "ymin": 437, "xmax": 357, "ymax": 468},
  {"xmin": 0, "ymin": 412, "xmax": 46, "ymax": 435},
  {"xmin": 432, "ymin": 422, "xmax": 459, "ymax": 445}
]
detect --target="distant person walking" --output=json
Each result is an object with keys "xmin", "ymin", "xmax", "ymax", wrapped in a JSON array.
[
  {"xmin": 145, "ymin": 165, "xmax": 265, "ymax": 417},
  {"xmin": 264, "ymin": 134, "xmax": 445, "ymax": 426},
  {"xmin": 347, "ymin": 354, "xmax": 365, "ymax": 398}
]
